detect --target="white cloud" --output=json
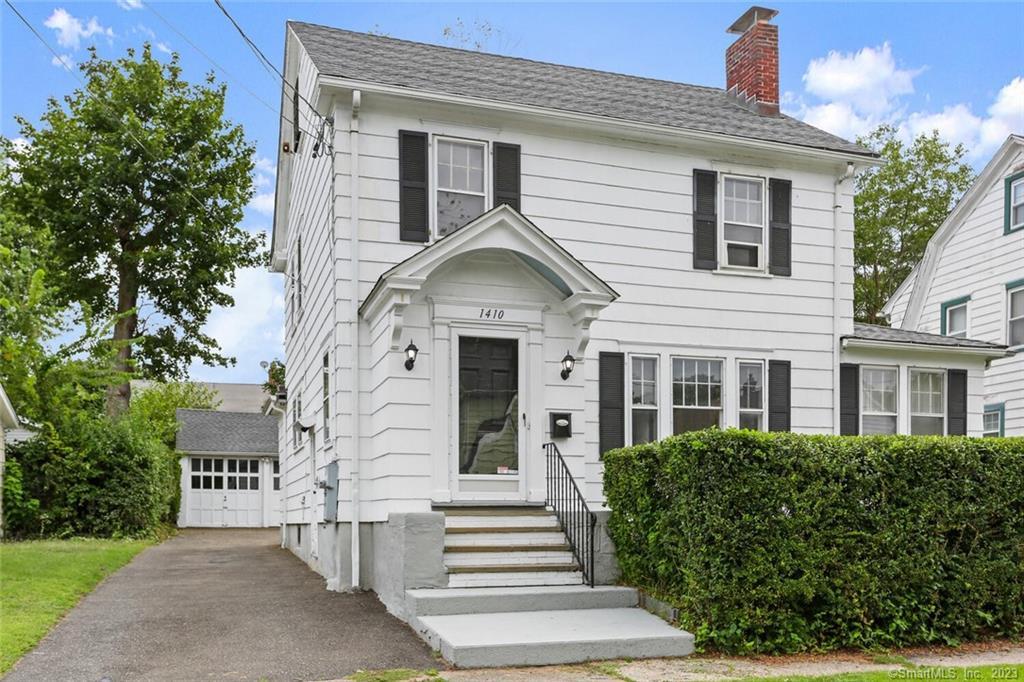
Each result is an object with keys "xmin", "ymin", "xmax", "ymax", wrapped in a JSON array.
[
  {"xmin": 44, "ymin": 8, "xmax": 113, "ymax": 50},
  {"xmin": 254, "ymin": 156, "xmax": 276, "ymax": 174},
  {"xmin": 155, "ymin": 42, "xmax": 172, "ymax": 54},
  {"xmin": 117, "ymin": 0, "xmax": 143, "ymax": 9},
  {"xmin": 803, "ymin": 42, "xmax": 920, "ymax": 117},
  {"xmin": 51, "ymin": 53, "xmax": 75, "ymax": 70},
  {"xmin": 249, "ymin": 192, "xmax": 275, "ymax": 216},
  {"xmin": 790, "ymin": 41, "xmax": 1023, "ymax": 163},
  {"xmin": 189, "ymin": 267, "xmax": 285, "ymax": 382}
]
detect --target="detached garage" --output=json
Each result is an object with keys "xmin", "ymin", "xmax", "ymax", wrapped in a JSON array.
[{"xmin": 176, "ymin": 409, "xmax": 281, "ymax": 528}]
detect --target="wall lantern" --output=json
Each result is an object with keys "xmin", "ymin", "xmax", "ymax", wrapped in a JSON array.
[
  {"xmin": 404, "ymin": 341, "xmax": 419, "ymax": 371},
  {"xmin": 560, "ymin": 351, "xmax": 575, "ymax": 381}
]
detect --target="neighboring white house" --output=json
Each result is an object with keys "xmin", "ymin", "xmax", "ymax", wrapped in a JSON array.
[
  {"xmin": 883, "ymin": 135, "xmax": 1024, "ymax": 437},
  {"xmin": 0, "ymin": 383, "xmax": 19, "ymax": 539},
  {"xmin": 175, "ymin": 408, "xmax": 282, "ymax": 528},
  {"xmin": 267, "ymin": 8, "xmax": 1010, "ymax": 665}
]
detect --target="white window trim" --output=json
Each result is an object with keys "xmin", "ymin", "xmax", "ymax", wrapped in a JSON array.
[
  {"xmin": 737, "ymin": 359, "xmax": 767, "ymax": 431},
  {"xmin": 908, "ymin": 368, "xmax": 946, "ymax": 436},
  {"xmin": 627, "ymin": 353, "xmax": 659, "ymax": 445},
  {"xmin": 1008, "ymin": 285, "xmax": 1024, "ymax": 348},
  {"xmin": 1011, "ymin": 177, "xmax": 1024, "ymax": 231},
  {"xmin": 719, "ymin": 174, "xmax": 767, "ymax": 272},
  {"xmin": 945, "ymin": 300, "xmax": 969, "ymax": 339},
  {"xmin": 321, "ymin": 351, "xmax": 332, "ymax": 448},
  {"xmin": 860, "ymin": 365, "xmax": 899, "ymax": 435},
  {"xmin": 671, "ymin": 355, "xmax": 725, "ymax": 431},
  {"xmin": 430, "ymin": 135, "xmax": 490, "ymax": 241}
]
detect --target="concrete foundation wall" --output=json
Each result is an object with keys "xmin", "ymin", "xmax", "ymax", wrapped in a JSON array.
[{"xmin": 593, "ymin": 511, "xmax": 621, "ymax": 586}]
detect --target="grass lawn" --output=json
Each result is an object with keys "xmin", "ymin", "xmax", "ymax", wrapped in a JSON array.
[
  {"xmin": 0, "ymin": 537, "xmax": 154, "ymax": 674},
  {"xmin": 754, "ymin": 664, "xmax": 1024, "ymax": 682}
]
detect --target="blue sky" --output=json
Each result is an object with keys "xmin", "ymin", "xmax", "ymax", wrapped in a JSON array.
[{"xmin": 2, "ymin": 2, "xmax": 1022, "ymax": 383}]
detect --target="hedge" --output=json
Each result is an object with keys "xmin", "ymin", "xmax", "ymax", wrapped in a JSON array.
[
  {"xmin": 3, "ymin": 414, "xmax": 174, "ymax": 538},
  {"xmin": 603, "ymin": 430, "xmax": 1024, "ymax": 654}
]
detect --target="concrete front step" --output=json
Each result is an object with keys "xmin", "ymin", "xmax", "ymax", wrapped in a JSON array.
[
  {"xmin": 444, "ymin": 530, "xmax": 567, "ymax": 547},
  {"xmin": 444, "ymin": 543, "xmax": 571, "ymax": 553},
  {"xmin": 411, "ymin": 607, "xmax": 695, "ymax": 668},
  {"xmin": 444, "ymin": 550, "xmax": 575, "ymax": 567},
  {"xmin": 447, "ymin": 570, "xmax": 583, "ymax": 588},
  {"xmin": 444, "ymin": 515, "xmax": 560, "ymax": 529},
  {"xmin": 405, "ymin": 585, "xmax": 639, "ymax": 617},
  {"xmin": 439, "ymin": 506, "xmax": 552, "ymax": 516}
]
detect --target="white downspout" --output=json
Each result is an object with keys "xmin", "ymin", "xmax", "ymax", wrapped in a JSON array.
[
  {"xmin": 833, "ymin": 161, "xmax": 855, "ymax": 434},
  {"xmin": 348, "ymin": 90, "xmax": 362, "ymax": 589}
]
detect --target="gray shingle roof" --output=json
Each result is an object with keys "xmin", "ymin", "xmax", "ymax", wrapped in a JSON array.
[
  {"xmin": 175, "ymin": 409, "xmax": 278, "ymax": 455},
  {"xmin": 845, "ymin": 323, "xmax": 1009, "ymax": 351},
  {"xmin": 288, "ymin": 21, "xmax": 874, "ymax": 158}
]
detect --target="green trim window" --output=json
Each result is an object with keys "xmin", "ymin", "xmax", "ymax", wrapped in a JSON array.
[
  {"xmin": 983, "ymin": 403, "xmax": 1005, "ymax": 437},
  {"xmin": 1008, "ymin": 283, "xmax": 1024, "ymax": 347},
  {"xmin": 1007, "ymin": 170, "xmax": 1024, "ymax": 234},
  {"xmin": 940, "ymin": 296, "xmax": 970, "ymax": 337}
]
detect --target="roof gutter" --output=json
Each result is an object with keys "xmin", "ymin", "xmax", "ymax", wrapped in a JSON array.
[
  {"xmin": 317, "ymin": 75, "xmax": 882, "ymax": 167},
  {"xmin": 833, "ymin": 162, "xmax": 855, "ymax": 434},
  {"xmin": 348, "ymin": 89, "xmax": 362, "ymax": 591},
  {"xmin": 841, "ymin": 337, "xmax": 1012, "ymax": 360},
  {"xmin": 0, "ymin": 383, "xmax": 18, "ymax": 429}
]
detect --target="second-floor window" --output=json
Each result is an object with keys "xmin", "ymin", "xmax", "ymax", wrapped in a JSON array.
[
  {"xmin": 944, "ymin": 299, "xmax": 968, "ymax": 338},
  {"xmin": 1010, "ymin": 176, "xmax": 1024, "ymax": 233},
  {"xmin": 436, "ymin": 138, "xmax": 487, "ymax": 237},
  {"xmin": 721, "ymin": 175, "xmax": 766, "ymax": 270},
  {"xmin": 1009, "ymin": 285, "xmax": 1024, "ymax": 347}
]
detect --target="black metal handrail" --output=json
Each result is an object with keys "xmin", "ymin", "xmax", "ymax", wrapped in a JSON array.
[{"xmin": 544, "ymin": 442, "xmax": 596, "ymax": 587}]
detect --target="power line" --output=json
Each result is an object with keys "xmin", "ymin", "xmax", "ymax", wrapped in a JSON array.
[
  {"xmin": 3, "ymin": 0, "xmax": 244, "ymax": 232},
  {"xmin": 212, "ymin": 0, "xmax": 327, "ymax": 132},
  {"xmin": 144, "ymin": 0, "xmax": 319, "ymax": 141}
]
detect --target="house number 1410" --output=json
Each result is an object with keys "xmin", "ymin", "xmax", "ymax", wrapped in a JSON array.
[{"xmin": 479, "ymin": 308, "xmax": 505, "ymax": 320}]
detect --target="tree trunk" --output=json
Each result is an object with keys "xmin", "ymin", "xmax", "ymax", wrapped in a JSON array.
[{"xmin": 106, "ymin": 258, "xmax": 139, "ymax": 416}]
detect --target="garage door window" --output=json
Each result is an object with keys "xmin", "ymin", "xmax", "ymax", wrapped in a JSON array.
[{"xmin": 190, "ymin": 457, "xmax": 258, "ymax": 491}]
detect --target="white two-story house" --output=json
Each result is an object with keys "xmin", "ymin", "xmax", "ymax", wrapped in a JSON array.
[
  {"xmin": 270, "ymin": 8, "xmax": 1009, "ymax": 665},
  {"xmin": 883, "ymin": 135, "xmax": 1023, "ymax": 437}
]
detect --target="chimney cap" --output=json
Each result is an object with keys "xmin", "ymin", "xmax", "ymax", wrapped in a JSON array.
[{"xmin": 726, "ymin": 6, "xmax": 779, "ymax": 34}]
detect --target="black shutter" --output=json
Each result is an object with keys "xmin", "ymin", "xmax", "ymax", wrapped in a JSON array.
[
  {"xmin": 292, "ymin": 79, "xmax": 301, "ymax": 152},
  {"xmin": 839, "ymin": 363, "xmax": 859, "ymax": 435},
  {"xmin": 599, "ymin": 352, "xmax": 625, "ymax": 456},
  {"xmin": 947, "ymin": 369, "xmax": 968, "ymax": 435},
  {"xmin": 493, "ymin": 142, "xmax": 521, "ymax": 212},
  {"xmin": 399, "ymin": 130, "xmax": 429, "ymax": 242},
  {"xmin": 693, "ymin": 170, "xmax": 718, "ymax": 270},
  {"xmin": 768, "ymin": 360, "xmax": 791, "ymax": 432},
  {"xmin": 769, "ymin": 178, "xmax": 792, "ymax": 276}
]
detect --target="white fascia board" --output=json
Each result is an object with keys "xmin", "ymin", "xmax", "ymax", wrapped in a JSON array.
[
  {"xmin": 0, "ymin": 383, "xmax": 17, "ymax": 429},
  {"xmin": 316, "ymin": 75, "xmax": 883, "ymax": 169},
  {"xmin": 841, "ymin": 337, "xmax": 1012, "ymax": 360}
]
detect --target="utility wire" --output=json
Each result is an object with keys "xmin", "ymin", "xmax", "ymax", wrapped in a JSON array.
[
  {"xmin": 212, "ymin": 0, "xmax": 332, "ymax": 156},
  {"xmin": 144, "ymin": 0, "xmax": 319, "ymax": 141},
  {"xmin": 3, "ymin": 0, "xmax": 240, "ymax": 230}
]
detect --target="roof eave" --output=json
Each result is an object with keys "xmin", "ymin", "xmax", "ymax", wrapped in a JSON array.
[
  {"xmin": 0, "ymin": 383, "xmax": 18, "ymax": 429},
  {"xmin": 841, "ymin": 336, "xmax": 1011, "ymax": 359},
  {"xmin": 317, "ymin": 75, "xmax": 881, "ymax": 167}
]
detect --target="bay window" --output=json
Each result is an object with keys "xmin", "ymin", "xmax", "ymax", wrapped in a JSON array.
[
  {"xmin": 861, "ymin": 366, "xmax": 897, "ymax": 435},
  {"xmin": 672, "ymin": 357, "xmax": 723, "ymax": 432},
  {"xmin": 909, "ymin": 369, "xmax": 945, "ymax": 435},
  {"xmin": 436, "ymin": 138, "xmax": 486, "ymax": 237},
  {"xmin": 721, "ymin": 175, "xmax": 766, "ymax": 269},
  {"xmin": 630, "ymin": 356, "xmax": 658, "ymax": 444}
]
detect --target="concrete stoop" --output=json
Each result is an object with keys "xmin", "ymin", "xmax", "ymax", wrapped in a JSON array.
[{"xmin": 405, "ymin": 586, "xmax": 694, "ymax": 667}]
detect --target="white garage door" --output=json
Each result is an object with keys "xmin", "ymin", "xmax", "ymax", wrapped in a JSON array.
[{"xmin": 186, "ymin": 456, "xmax": 273, "ymax": 527}]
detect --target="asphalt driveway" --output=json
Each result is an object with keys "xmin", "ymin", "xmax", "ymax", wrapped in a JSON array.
[{"xmin": 5, "ymin": 528, "xmax": 436, "ymax": 681}]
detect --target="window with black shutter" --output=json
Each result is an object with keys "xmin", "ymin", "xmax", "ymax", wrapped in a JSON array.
[
  {"xmin": 398, "ymin": 130, "xmax": 429, "ymax": 242},
  {"xmin": 768, "ymin": 360, "xmax": 791, "ymax": 431},
  {"xmin": 947, "ymin": 369, "xmax": 967, "ymax": 435},
  {"xmin": 493, "ymin": 142, "xmax": 521, "ymax": 212},
  {"xmin": 599, "ymin": 352, "xmax": 625, "ymax": 456},
  {"xmin": 839, "ymin": 363, "xmax": 859, "ymax": 435},
  {"xmin": 769, "ymin": 178, "xmax": 792, "ymax": 276},
  {"xmin": 693, "ymin": 170, "xmax": 718, "ymax": 270}
]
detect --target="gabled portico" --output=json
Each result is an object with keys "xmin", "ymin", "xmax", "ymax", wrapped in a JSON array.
[{"xmin": 360, "ymin": 204, "xmax": 617, "ymax": 507}]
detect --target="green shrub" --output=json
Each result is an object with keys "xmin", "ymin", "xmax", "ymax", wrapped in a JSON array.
[
  {"xmin": 4, "ymin": 414, "xmax": 172, "ymax": 538},
  {"xmin": 603, "ymin": 430, "xmax": 1024, "ymax": 654}
]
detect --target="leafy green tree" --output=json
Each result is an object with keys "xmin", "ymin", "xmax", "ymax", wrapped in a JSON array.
[
  {"xmin": 127, "ymin": 381, "xmax": 219, "ymax": 448},
  {"xmin": 854, "ymin": 125, "xmax": 975, "ymax": 324},
  {"xmin": 1, "ymin": 45, "xmax": 263, "ymax": 414}
]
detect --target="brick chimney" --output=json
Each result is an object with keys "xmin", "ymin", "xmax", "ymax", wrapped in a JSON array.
[{"xmin": 725, "ymin": 6, "xmax": 780, "ymax": 116}]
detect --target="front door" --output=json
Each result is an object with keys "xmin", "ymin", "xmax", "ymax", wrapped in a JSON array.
[{"xmin": 453, "ymin": 334, "xmax": 525, "ymax": 500}]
